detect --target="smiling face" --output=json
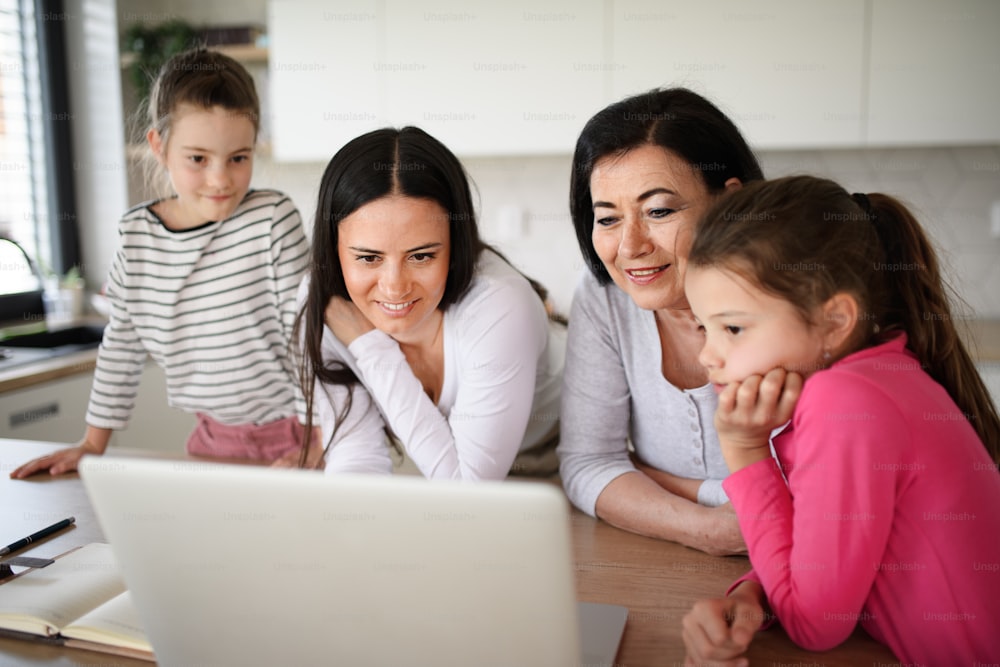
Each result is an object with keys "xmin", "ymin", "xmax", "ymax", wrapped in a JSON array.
[
  {"xmin": 337, "ymin": 195, "xmax": 451, "ymax": 345},
  {"xmin": 685, "ymin": 265, "xmax": 829, "ymax": 392},
  {"xmin": 148, "ymin": 104, "xmax": 255, "ymax": 230},
  {"xmin": 589, "ymin": 144, "xmax": 728, "ymax": 313}
]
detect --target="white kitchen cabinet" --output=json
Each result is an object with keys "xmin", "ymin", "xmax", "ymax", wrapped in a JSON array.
[
  {"xmin": 0, "ymin": 361, "xmax": 194, "ymax": 454},
  {"xmin": 1, "ymin": 372, "xmax": 94, "ymax": 443},
  {"xmin": 610, "ymin": 0, "xmax": 866, "ymax": 149},
  {"xmin": 380, "ymin": 0, "xmax": 605, "ymax": 155},
  {"xmin": 268, "ymin": 0, "xmax": 998, "ymax": 158},
  {"xmin": 268, "ymin": 0, "xmax": 381, "ymax": 161},
  {"xmin": 867, "ymin": 0, "xmax": 1000, "ymax": 146},
  {"xmin": 268, "ymin": 0, "xmax": 605, "ymax": 159}
]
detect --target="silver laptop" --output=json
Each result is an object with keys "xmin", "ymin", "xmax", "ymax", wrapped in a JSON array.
[{"xmin": 79, "ymin": 458, "xmax": 626, "ymax": 667}]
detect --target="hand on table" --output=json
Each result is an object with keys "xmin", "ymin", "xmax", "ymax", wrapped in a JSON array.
[
  {"xmin": 324, "ymin": 295, "xmax": 375, "ymax": 346},
  {"xmin": 715, "ymin": 368, "xmax": 802, "ymax": 472},
  {"xmin": 682, "ymin": 581, "xmax": 766, "ymax": 667},
  {"xmin": 9, "ymin": 441, "xmax": 100, "ymax": 479},
  {"xmin": 270, "ymin": 427, "xmax": 326, "ymax": 470}
]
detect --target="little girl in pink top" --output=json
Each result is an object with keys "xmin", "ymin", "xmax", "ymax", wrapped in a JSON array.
[{"xmin": 681, "ymin": 175, "xmax": 1000, "ymax": 665}]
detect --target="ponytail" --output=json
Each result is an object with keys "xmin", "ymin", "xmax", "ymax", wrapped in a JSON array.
[{"xmin": 865, "ymin": 194, "xmax": 1000, "ymax": 461}]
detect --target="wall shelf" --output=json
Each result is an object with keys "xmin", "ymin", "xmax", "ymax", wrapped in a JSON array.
[{"xmin": 120, "ymin": 44, "xmax": 268, "ymax": 68}]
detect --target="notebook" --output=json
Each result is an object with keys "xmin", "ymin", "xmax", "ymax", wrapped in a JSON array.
[{"xmin": 79, "ymin": 457, "xmax": 626, "ymax": 667}]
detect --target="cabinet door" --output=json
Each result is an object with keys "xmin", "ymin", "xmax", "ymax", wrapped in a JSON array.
[
  {"xmin": 381, "ymin": 0, "xmax": 606, "ymax": 156},
  {"xmin": 610, "ymin": 0, "xmax": 866, "ymax": 149},
  {"xmin": 867, "ymin": 0, "xmax": 1000, "ymax": 145},
  {"xmin": 269, "ymin": 0, "xmax": 381, "ymax": 161},
  {"xmin": 0, "ymin": 362, "xmax": 195, "ymax": 453},
  {"xmin": 268, "ymin": 0, "xmax": 606, "ymax": 159},
  {"xmin": 0, "ymin": 374, "xmax": 94, "ymax": 443}
]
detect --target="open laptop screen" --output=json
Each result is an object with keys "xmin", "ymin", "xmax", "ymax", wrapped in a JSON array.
[{"xmin": 80, "ymin": 458, "xmax": 585, "ymax": 667}]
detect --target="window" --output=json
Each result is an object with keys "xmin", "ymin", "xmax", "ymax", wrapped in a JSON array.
[
  {"xmin": 0, "ymin": 0, "xmax": 79, "ymax": 282},
  {"xmin": 0, "ymin": 0, "xmax": 48, "ymax": 270}
]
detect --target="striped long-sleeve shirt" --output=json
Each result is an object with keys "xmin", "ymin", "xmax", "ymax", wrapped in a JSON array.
[{"xmin": 86, "ymin": 189, "xmax": 310, "ymax": 429}]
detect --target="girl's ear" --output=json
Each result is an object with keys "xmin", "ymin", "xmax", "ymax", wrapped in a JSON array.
[
  {"xmin": 822, "ymin": 292, "xmax": 859, "ymax": 353},
  {"xmin": 723, "ymin": 177, "xmax": 742, "ymax": 192},
  {"xmin": 147, "ymin": 128, "xmax": 166, "ymax": 165}
]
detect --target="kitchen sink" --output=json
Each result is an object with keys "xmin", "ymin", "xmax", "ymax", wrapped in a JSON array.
[
  {"xmin": 0, "ymin": 346, "xmax": 55, "ymax": 371},
  {"xmin": 0, "ymin": 324, "xmax": 105, "ymax": 349}
]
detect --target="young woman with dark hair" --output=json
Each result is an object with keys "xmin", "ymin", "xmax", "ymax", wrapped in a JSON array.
[{"xmin": 294, "ymin": 126, "xmax": 563, "ymax": 480}]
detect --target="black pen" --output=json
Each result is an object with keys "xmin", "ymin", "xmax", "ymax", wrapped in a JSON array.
[{"xmin": 0, "ymin": 517, "xmax": 76, "ymax": 556}]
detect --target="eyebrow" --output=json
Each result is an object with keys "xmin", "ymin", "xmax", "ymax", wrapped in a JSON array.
[
  {"xmin": 179, "ymin": 145, "xmax": 254, "ymax": 154},
  {"xmin": 593, "ymin": 187, "xmax": 676, "ymax": 210},
  {"xmin": 348, "ymin": 242, "xmax": 443, "ymax": 254},
  {"xmin": 707, "ymin": 311, "xmax": 753, "ymax": 320}
]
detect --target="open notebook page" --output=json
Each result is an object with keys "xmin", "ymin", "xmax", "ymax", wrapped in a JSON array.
[
  {"xmin": 60, "ymin": 589, "xmax": 151, "ymax": 652},
  {"xmin": 0, "ymin": 543, "xmax": 125, "ymax": 636}
]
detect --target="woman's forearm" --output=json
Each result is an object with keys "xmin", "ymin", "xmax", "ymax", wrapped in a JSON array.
[
  {"xmin": 630, "ymin": 453, "xmax": 703, "ymax": 502},
  {"xmin": 595, "ymin": 471, "xmax": 745, "ymax": 556}
]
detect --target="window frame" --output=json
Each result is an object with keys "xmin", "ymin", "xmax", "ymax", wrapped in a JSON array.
[{"xmin": 34, "ymin": 0, "xmax": 80, "ymax": 276}]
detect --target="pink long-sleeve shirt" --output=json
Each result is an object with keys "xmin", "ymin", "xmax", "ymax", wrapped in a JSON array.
[{"xmin": 724, "ymin": 335, "xmax": 1000, "ymax": 664}]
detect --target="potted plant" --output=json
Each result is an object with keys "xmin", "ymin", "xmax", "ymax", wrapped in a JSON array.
[{"xmin": 122, "ymin": 20, "xmax": 199, "ymax": 104}]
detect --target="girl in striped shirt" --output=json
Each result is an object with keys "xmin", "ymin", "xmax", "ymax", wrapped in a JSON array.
[{"xmin": 11, "ymin": 49, "xmax": 329, "ymax": 478}]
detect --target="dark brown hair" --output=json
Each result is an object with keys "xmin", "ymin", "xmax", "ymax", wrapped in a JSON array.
[
  {"xmin": 689, "ymin": 175, "xmax": 1000, "ymax": 460},
  {"xmin": 570, "ymin": 87, "xmax": 764, "ymax": 285}
]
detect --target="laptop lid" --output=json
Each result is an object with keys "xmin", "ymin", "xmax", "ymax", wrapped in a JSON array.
[{"xmin": 79, "ymin": 458, "xmax": 584, "ymax": 667}]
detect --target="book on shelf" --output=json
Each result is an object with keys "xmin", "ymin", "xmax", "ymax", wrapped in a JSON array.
[{"xmin": 0, "ymin": 542, "xmax": 153, "ymax": 661}]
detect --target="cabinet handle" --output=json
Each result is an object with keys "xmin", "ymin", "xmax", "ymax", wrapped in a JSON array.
[{"xmin": 9, "ymin": 402, "xmax": 59, "ymax": 429}]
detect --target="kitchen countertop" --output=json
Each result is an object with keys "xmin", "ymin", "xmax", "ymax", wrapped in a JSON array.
[
  {"xmin": 0, "ymin": 347, "xmax": 98, "ymax": 394},
  {"xmin": 0, "ymin": 315, "xmax": 105, "ymax": 394}
]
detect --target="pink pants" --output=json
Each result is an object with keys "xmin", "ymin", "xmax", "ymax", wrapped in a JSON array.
[{"xmin": 185, "ymin": 414, "xmax": 306, "ymax": 462}]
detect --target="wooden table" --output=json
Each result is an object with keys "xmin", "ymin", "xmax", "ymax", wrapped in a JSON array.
[
  {"xmin": 570, "ymin": 506, "xmax": 899, "ymax": 666},
  {"xmin": 0, "ymin": 439, "xmax": 899, "ymax": 666}
]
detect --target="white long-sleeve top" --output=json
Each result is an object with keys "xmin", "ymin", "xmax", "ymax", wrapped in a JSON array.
[
  {"xmin": 303, "ymin": 250, "xmax": 563, "ymax": 480},
  {"xmin": 310, "ymin": 377, "xmax": 394, "ymax": 475}
]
